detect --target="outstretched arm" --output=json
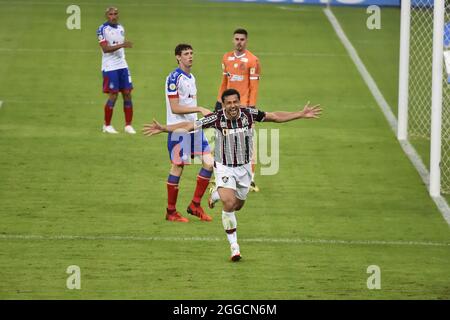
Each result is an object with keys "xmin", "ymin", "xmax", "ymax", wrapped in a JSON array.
[
  {"xmin": 264, "ymin": 102, "xmax": 322, "ymax": 123},
  {"xmin": 142, "ymin": 119, "xmax": 196, "ymax": 136},
  {"xmin": 169, "ymin": 97, "xmax": 211, "ymax": 117}
]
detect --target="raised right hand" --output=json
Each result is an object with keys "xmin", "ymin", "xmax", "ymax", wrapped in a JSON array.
[{"xmin": 142, "ymin": 119, "xmax": 164, "ymax": 136}]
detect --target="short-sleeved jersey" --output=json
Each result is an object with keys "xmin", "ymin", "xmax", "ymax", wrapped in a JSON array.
[
  {"xmin": 165, "ymin": 67, "xmax": 198, "ymax": 125},
  {"xmin": 96, "ymin": 22, "xmax": 128, "ymax": 72},
  {"xmin": 217, "ymin": 50, "xmax": 261, "ymax": 107},
  {"xmin": 195, "ymin": 107, "xmax": 266, "ymax": 166}
]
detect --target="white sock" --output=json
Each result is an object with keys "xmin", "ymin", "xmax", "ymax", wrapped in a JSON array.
[
  {"xmin": 227, "ymin": 231, "xmax": 237, "ymax": 245},
  {"xmin": 211, "ymin": 190, "xmax": 220, "ymax": 202},
  {"xmin": 222, "ymin": 210, "xmax": 237, "ymax": 245}
]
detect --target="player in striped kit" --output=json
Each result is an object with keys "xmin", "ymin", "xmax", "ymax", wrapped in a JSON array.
[{"xmin": 143, "ymin": 89, "xmax": 321, "ymax": 261}]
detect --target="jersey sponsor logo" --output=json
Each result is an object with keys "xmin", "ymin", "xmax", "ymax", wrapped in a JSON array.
[
  {"xmin": 203, "ymin": 114, "xmax": 217, "ymax": 124},
  {"xmin": 241, "ymin": 57, "xmax": 248, "ymax": 63},
  {"xmin": 227, "ymin": 56, "xmax": 236, "ymax": 61},
  {"xmin": 195, "ymin": 114, "xmax": 216, "ymax": 128},
  {"xmin": 248, "ymin": 108, "xmax": 258, "ymax": 115},
  {"xmin": 222, "ymin": 127, "xmax": 249, "ymax": 136},
  {"xmin": 230, "ymin": 74, "xmax": 244, "ymax": 82}
]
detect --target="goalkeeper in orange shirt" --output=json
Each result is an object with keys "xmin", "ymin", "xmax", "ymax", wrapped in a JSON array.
[{"xmin": 215, "ymin": 28, "xmax": 261, "ymax": 192}]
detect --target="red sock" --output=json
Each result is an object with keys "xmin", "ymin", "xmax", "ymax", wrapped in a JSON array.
[
  {"xmin": 104, "ymin": 106, "xmax": 113, "ymax": 126},
  {"xmin": 124, "ymin": 107, "xmax": 133, "ymax": 126},
  {"xmin": 167, "ymin": 175, "xmax": 180, "ymax": 212},
  {"xmin": 192, "ymin": 168, "xmax": 212, "ymax": 204},
  {"xmin": 167, "ymin": 183, "xmax": 179, "ymax": 212}
]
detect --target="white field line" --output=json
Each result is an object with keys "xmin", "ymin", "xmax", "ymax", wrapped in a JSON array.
[
  {"xmin": 0, "ymin": 1, "xmax": 316, "ymax": 9},
  {"xmin": 4, "ymin": 99, "xmax": 103, "ymax": 105},
  {"xmin": 0, "ymin": 47, "xmax": 345, "ymax": 58},
  {"xmin": 277, "ymin": 5, "xmax": 313, "ymax": 12},
  {"xmin": 0, "ymin": 1, "xmax": 257, "ymax": 7},
  {"xmin": 0, "ymin": 233, "xmax": 449, "ymax": 247},
  {"xmin": 2, "ymin": 99, "xmax": 150, "ymax": 105},
  {"xmin": 0, "ymin": 100, "xmax": 3, "ymax": 109},
  {"xmin": 0, "ymin": 1, "xmax": 239, "ymax": 7},
  {"xmin": 323, "ymin": 8, "xmax": 450, "ymax": 226}
]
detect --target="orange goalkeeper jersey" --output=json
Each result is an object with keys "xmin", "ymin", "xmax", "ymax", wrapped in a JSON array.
[{"xmin": 217, "ymin": 50, "xmax": 260, "ymax": 107}]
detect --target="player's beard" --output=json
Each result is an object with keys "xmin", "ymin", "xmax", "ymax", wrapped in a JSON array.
[{"xmin": 228, "ymin": 107, "xmax": 239, "ymax": 118}]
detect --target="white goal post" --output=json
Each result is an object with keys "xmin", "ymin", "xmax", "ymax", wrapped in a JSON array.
[{"xmin": 398, "ymin": 0, "xmax": 449, "ymax": 196}]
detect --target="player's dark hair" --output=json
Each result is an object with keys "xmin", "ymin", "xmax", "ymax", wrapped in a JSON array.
[
  {"xmin": 233, "ymin": 28, "xmax": 248, "ymax": 37},
  {"xmin": 221, "ymin": 89, "xmax": 241, "ymax": 103},
  {"xmin": 175, "ymin": 44, "xmax": 193, "ymax": 56}
]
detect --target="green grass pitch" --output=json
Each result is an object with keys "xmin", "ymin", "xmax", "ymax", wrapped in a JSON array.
[{"xmin": 0, "ymin": 0, "xmax": 449, "ymax": 299}]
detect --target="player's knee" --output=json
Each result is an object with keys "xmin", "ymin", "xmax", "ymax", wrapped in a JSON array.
[
  {"xmin": 202, "ymin": 153, "xmax": 214, "ymax": 170},
  {"xmin": 221, "ymin": 199, "xmax": 235, "ymax": 212},
  {"xmin": 223, "ymin": 203, "xmax": 234, "ymax": 212},
  {"xmin": 109, "ymin": 93, "xmax": 118, "ymax": 101},
  {"xmin": 122, "ymin": 92, "xmax": 132, "ymax": 101},
  {"xmin": 170, "ymin": 163, "xmax": 184, "ymax": 176},
  {"xmin": 203, "ymin": 160, "xmax": 213, "ymax": 171}
]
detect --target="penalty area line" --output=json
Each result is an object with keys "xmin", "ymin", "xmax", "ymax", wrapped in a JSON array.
[
  {"xmin": 323, "ymin": 7, "xmax": 450, "ymax": 226},
  {"xmin": 0, "ymin": 234, "xmax": 449, "ymax": 247}
]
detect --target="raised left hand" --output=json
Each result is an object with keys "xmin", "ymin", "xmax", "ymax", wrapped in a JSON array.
[{"xmin": 300, "ymin": 102, "xmax": 322, "ymax": 119}]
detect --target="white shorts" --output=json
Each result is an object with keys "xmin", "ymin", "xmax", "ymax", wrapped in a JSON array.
[{"xmin": 214, "ymin": 162, "xmax": 252, "ymax": 200}]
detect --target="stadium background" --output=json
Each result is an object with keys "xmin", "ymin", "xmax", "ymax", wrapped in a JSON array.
[{"xmin": 0, "ymin": 0, "xmax": 449, "ymax": 299}]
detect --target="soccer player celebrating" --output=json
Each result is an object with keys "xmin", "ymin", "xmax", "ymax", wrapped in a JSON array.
[
  {"xmin": 216, "ymin": 28, "xmax": 261, "ymax": 191},
  {"xmin": 97, "ymin": 7, "xmax": 135, "ymax": 134},
  {"xmin": 143, "ymin": 89, "xmax": 321, "ymax": 261},
  {"xmin": 163, "ymin": 44, "xmax": 215, "ymax": 223}
]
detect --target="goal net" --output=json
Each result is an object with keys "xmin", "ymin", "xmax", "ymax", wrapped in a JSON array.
[{"xmin": 407, "ymin": 0, "xmax": 450, "ymax": 194}]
